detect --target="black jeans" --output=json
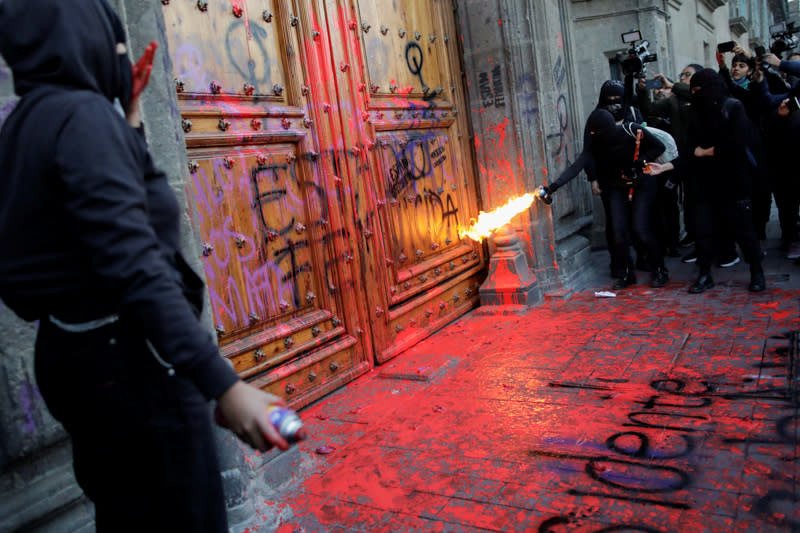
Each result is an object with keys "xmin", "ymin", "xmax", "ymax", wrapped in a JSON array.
[
  {"xmin": 606, "ymin": 174, "xmax": 664, "ymax": 275},
  {"xmin": 34, "ymin": 317, "xmax": 228, "ymax": 532},
  {"xmin": 694, "ymin": 195, "xmax": 762, "ymax": 274},
  {"xmin": 654, "ymin": 171, "xmax": 680, "ymax": 250}
]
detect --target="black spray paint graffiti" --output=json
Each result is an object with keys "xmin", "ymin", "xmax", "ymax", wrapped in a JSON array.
[
  {"xmin": 405, "ymin": 42, "xmax": 436, "ymax": 101},
  {"xmin": 478, "ymin": 65, "xmax": 505, "ymax": 108},
  {"xmin": 226, "ymin": 19, "xmax": 271, "ymax": 92},
  {"xmin": 553, "ymin": 55, "xmax": 567, "ymax": 89},
  {"xmin": 546, "ymin": 93, "xmax": 571, "ymax": 168},
  {"xmin": 386, "ymin": 134, "xmax": 450, "ymax": 198},
  {"xmin": 532, "ymin": 378, "xmax": 720, "ymax": 531}
]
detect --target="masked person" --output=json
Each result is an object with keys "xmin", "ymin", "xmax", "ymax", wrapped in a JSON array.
[
  {"xmin": 648, "ymin": 69, "xmax": 765, "ymax": 293},
  {"xmin": 581, "ymin": 109, "xmax": 668, "ymax": 289},
  {"xmin": 540, "ymin": 81, "xmax": 646, "ymax": 276},
  {"xmin": 0, "ymin": 0, "xmax": 291, "ymax": 530}
]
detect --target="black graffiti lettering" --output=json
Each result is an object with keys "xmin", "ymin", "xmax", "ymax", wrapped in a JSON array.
[
  {"xmin": 753, "ymin": 490, "xmax": 800, "ymax": 529},
  {"xmin": 404, "ymin": 42, "xmax": 436, "ymax": 101},
  {"xmin": 443, "ymin": 194, "xmax": 459, "ymax": 227},
  {"xmin": 256, "ymin": 188, "xmax": 287, "ymax": 204},
  {"xmin": 651, "ymin": 378, "xmax": 714, "ymax": 396},
  {"xmin": 280, "ymin": 261, "xmax": 312, "ymax": 282},
  {"xmin": 479, "ymin": 71, "xmax": 493, "ymax": 107},
  {"xmin": 406, "ymin": 139, "xmax": 432, "ymax": 180},
  {"xmin": 624, "ymin": 411, "xmax": 707, "ymax": 433},
  {"xmin": 553, "ymin": 55, "xmax": 566, "ymax": 89},
  {"xmin": 585, "ymin": 458, "xmax": 690, "ymax": 493},
  {"xmin": 539, "ymin": 516, "xmax": 669, "ymax": 533},
  {"xmin": 635, "ymin": 395, "xmax": 712, "ymax": 410},
  {"xmin": 606, "ymin": 431, "xmax": 695, "ymax": 460},
  {"xmin": 491, "ymin": 64, "xmax": 505, "ymax": 107},
  {"xmin": 567, "ymin": 489, "xmax": 690, "ymax": 510}
]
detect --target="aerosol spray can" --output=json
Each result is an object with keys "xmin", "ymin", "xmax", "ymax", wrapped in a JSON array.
[
  {"xmin": 267, "ymin": 405, "xmax": 307, "ymax": 444},
  {"xmin": 536, "ymin": 186, "xmax": 553, "ymax": 205}
]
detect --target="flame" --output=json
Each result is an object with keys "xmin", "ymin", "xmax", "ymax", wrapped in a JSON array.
[{"xmin": 459, "ymin": 193, "xmax": 536, "ymax": 242}]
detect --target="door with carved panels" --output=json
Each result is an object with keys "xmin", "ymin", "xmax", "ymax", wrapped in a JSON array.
[
  {"xmin": 319, "ymin": 0, "xmax": 485, "ymax": 363},
  {"xmin": 161, "ymin": 0, "xmax": 483, "ymax": 408}
]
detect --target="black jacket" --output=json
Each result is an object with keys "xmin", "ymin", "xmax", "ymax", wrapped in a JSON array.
[{"xmin": 0, "ymin": 0, "xmax": 239, "ymax": 400}]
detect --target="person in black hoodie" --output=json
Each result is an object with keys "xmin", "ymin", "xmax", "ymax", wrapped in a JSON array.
[
  {"xmin": 0, "ymin": 0, "xmax": 290, "ymax": 530},
  {"xmin": 648, "ymin": 69, "xmax": 765, "ymax": 293},
  {"xmin": 540, "ymin": 80, "xmax": 648, "ymax": 276},
  {"xmin": 582, "ymin": 109, "xmax": 668, "ymax": 289}
]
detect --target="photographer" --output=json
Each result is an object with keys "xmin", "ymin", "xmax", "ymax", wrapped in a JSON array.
[
  {"xmin": 716, "ymin": 44, "xmax": 774, "ymax": 255},
  {"xmin": 751, "ymin": 56, "xmax": 800, "ymax": 258}
]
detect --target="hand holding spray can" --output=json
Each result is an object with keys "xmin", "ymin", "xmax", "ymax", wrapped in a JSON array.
[
  {"xmin": 267, "ymin": 405, "xmax": 307, "ymax": 444},
  {"xmin": 536, "ymin": 185, "xmax": 553, "ymax": 205}
]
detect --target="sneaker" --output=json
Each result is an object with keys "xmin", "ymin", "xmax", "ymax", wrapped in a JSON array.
[
  {"xmin": 749, "ymin": 272, "xmax": 766, "ymax": 292},
  {"xmin": 665, "ymin": 246, "xmax": 681, "ymax": 258},
  {"xmin": 689, "ymin": 274, "xmax": 715, "ymax": 294},
  {"xmin": 681, "ymin": 250, "xmax": 697, "ymax": 263},
  {"xmin": 719, "ymin": 255, "xmax": 740, "ymax": 268},
  {"xmin": 650, "ymin": 267, "xmax": 669, "ymax": 288},
  {"xmin": 679, "ymin": 235, "xmax": 695, "ymax": 248},
  {"xmin": 786, "ymin": 242, "xmax": 800, "ymax": 260}
]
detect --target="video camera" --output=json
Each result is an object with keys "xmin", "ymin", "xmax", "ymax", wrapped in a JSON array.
[
  {"xmin": 769, "ymin": 21, "xmax": 799, "ymax": 57},
  {"xmin": 618, "ymin": 30, "xmax": 658, "ymax": 79}
]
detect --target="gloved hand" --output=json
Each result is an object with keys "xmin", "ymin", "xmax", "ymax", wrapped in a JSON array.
[
  {"xmin": 624, "ymin": 160, "xmax": 646, "ymax": 179},
  {"xmin": 536, "ymin": 185, "xmax": 553, "ymax": 205}
]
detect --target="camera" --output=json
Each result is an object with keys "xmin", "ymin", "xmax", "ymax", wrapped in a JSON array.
[
  {"xmin": 769, "ymin": 21, "xmax": 799, "ymax": 57},
  {"xmin": 618, "ymin": 30, "xmax": 658, "ymax": 78}
]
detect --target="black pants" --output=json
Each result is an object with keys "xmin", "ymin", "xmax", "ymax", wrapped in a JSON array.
[
  {"xmin": 607, "ymin": 175, "xmax": 664, "ymax": 275},
  {"xmin": 694, "ymin": 195, "xmax": 762, "ymax": 274},
  {"xmin": 654, "ymin": 171, "xmax": 680, "ymax": 251},
  {"xmin": 34, "ymin": 318, "xmax": 228, "ymax": 532}
]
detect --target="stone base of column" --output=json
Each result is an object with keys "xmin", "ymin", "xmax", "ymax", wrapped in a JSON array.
[{"xmin": 479, "ymin": 226, "xmax": 541, "ymax": 306}]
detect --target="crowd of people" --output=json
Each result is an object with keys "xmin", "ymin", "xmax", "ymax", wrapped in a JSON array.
[{"xmin": 541, "ymin": 40, "xmax": 800, "ymax": 294}]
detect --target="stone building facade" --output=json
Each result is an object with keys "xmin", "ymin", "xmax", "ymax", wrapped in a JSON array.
[{"xmin": 0, "ymin": 0, "xmax": 790, "ymax": 530}]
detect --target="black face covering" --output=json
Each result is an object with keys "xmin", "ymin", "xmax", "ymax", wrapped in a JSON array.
[
  {"xmin": 689, "ymin": 68, "xmax": 729, "ymax": 147},
  {"xmin": 117, "ymin": 53, "xmax": 132, "ymax": 111},
  {"xmin": 604, "ymin": 103, "xmax": 625, "ymax": 121}
]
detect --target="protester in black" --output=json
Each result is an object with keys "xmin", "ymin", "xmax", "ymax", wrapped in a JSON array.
[
  {"xmin": 0, "ymin": 0, "xmax": 289, "ymax": 530},
  {"xmin": 542, "ymin": 80, "xmax": 647, "ymax": 276},
  {"xmin": 648, "ymin": 69, "xmax": 765, "ymax": 293},
  {"xmin": 638, "ymin": 64, "xmax": 704, "ymax": 261},
  {"xmin": 582, "ymin": 109, "xmax": 668, "ymax": 289}
]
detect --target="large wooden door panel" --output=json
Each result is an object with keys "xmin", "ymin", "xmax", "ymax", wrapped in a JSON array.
[
  {"xmin": 163, "ymin": 0, "xmax": 370, "ymax": 408},
  {"xmin": 325, "ymin": 0, "xmax": 485, "ymax": 363}
]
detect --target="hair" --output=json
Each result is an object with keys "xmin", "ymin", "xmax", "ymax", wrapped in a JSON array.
[{"xmin": 686, "ymin": 63, "xmax": 704, "ymax": 73}]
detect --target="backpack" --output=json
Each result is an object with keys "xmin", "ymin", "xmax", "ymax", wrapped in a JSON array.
[{"xmin": 621, "ymin": 122, "xmax": 678, "ymax": 163}]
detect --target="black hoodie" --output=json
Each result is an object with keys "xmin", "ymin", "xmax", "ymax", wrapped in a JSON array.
[{"xmin": 0, "ymin": 0, "xmax": 239, "ymax": 400}]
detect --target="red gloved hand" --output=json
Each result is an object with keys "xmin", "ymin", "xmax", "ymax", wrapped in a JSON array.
[{"xmin": 131, "ymin": 41, "xmax": 158, "ymax": 103}]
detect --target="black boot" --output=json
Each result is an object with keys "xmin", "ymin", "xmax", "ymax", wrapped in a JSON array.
[
  {"xmin": 749, "ymin": 265, "xmax": 766, "ymax": 292},
  {"xmin": 650, "ymin": 266, "xmax": 669, "ymax": 288},
  {"xmin": 612, "ymin": 270, "xmax": 637, "ymax": 290},
  {"xmin": 689, "ymin": 273, "xmax": 714, "ymax": 294}
]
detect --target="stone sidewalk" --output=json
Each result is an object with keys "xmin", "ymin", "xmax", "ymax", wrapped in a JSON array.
[{"xmin": 239, "ymin": 239, "xmax": 800, "ymax": 533}]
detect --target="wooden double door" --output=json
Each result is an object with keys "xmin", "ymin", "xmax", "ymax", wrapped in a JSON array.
[{"xmin": 162, "ymin": 0, "xmax": 484, "ymax": 407}]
